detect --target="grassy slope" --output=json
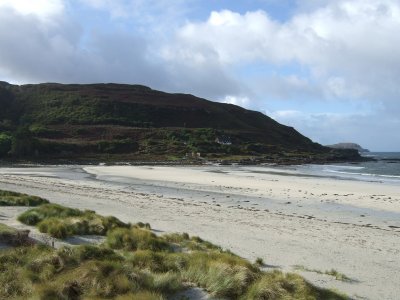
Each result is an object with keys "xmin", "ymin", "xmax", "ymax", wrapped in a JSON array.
[
  {"xmin": 0, "ymin": 202, "xmax": 350, "ymax": 300},
  {"xmin": 0, "ymin": 81, "xmax": 360, "ymax": 162},
  {"xmin": 0, "ymin": 243, "xmax": 349, "ymax": 300}
]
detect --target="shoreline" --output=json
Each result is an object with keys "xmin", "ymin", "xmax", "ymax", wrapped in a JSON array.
[
  {"xmin": 1, "ymin": 159, "xmax": 395, "ymax": 186},
  {"xmin": 0, "ymin": 152, "xmax": 375, "ymax": 168},
  {"xmin": 0, "ymin": 165, "xmax": 399, "ymax": 299}
]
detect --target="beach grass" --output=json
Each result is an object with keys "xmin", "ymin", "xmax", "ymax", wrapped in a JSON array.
[
  {"xmin": 0, "ymin": 223, "xmax": 18, "ymax": 236},
  {"xmin": 0, "ymin": 200, "xmax": 351, "ymax": 299},
  {"xmin": 294, "ymin": 265, "xmax": 353, "ymax": 282},
  {"xmin": 163, "ymin": 232, "xmax": 221, "ymax": 252},
  {"xmin": 0, "ymin": 189, "xmax": 49, "ymax": 206},
  {"xmin": 0, "ymin": 243, "xmax": 350, "ymax": 300},
  {"xmin": 0, "ymin": 223, "xmax": 31, "ymax": 247},
  {"xmin": 255, "ymin": 257, "xmax": 264, "ymax": 266},
  {"xmin": 106, "ymin": 227, "xmax": 170, "ymax": 251},
  {"xmin": 18, "ymin": 203, "xmax": 129, "ymax": 238}
]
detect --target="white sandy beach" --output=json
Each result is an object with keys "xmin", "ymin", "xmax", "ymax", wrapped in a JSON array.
[{"xmin": 0, "ymin": 165, "xmax": 399, "ymax": 300}]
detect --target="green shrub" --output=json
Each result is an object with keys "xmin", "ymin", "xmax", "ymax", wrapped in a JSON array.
[
  {"xmin": 0, "ymin": 246, "xmax": 54, "ymax": 299},
  {"xmin": 74, "ymin": 245, "xmax": 122, "ymax": 262},
  {"xmin": 97, "ymin": 138, "xmax": 138, "ymax": 154},
  {"xmin": 150, "ymin": 272, "xmax": 183, "ymax": 293},
  {"xmin": 325, "ymin": 269, "xmax": 352, "ymax": 282},
  {"xmin": 107, "ymin": 227, "xmax": 169, "ymax": 251},
  {"xmin": 5, "ymin": 200, "xmax": 349, "ymax": 300},
  {"xmin": 127, "ymin": 250, "xmax": 186, "ymax": 273},
  {"xmin": 61, "ymin": 281, "xmax": 82, "ymax": 299},
  {"xmin": 71, "ymin": 261, "xmax": 133, "ymax": 298},
  {"xmin": 136, "ymin": 222, "xmax": 152, "ymax": 230},
  {"xmin": 0, "ymin": 189, "xmax": 49, "ymax": 206},
  {"xmin": 35, "ymin": 284, "xmax": 63, "ymax": 299},
  {"xmin": 38, "ymin": 218, "xmax": 69, "ymax": 239},
  {"xmin": 182, "ymin": 251, "xmax": 259, "ymax": 298},
  {"xmin": 0, "ymin": 237, "xmax": 349, "ymax": 300},
  {"xmin": 0, "ymin": 133, "xmax": 12, "ymax": 157},
  {"xmin": 103, "ymin": 215, "xmax": 130, "ymax": 231},
  {"xmin": 18, "ymin": 204, "xmax": 82, "ymax": 225},
  {"xmin": 187, "ymin": 237, "xmax": 221, "ymax": 251},
  {"xmin": 0, "ymin": 268, "xmax": 32, "ymax": 298},
  {"xmin": 255, "ymin": 257, "xmax": 264, "ymax": 266},
  {"xmin": 162, "ymin": 232, "xmax": 190, "ymax": 244},
  {"xmin": 18, "ymin": 203, "xmax": 129, "ymax": 238},
  {"xmin": 0, "ymin": 223, "xmax": 17, "ymax": 236},
  {"xmin": 163, "ymin": 233, "xmax": 220, "ymax": 252},
  {"xmin": 241, "ymin": 270, "xmax": 350, "ymax": 300}
]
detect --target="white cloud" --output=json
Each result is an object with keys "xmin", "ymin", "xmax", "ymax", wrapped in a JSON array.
[
  {"xmin": 0, "ymin": 7, "xmax": 162, "ymax": 85},
  {"xmin": 170, "ymin": 0, "xmax": 400, "ymax": 103},
  {"xmin": 0, "ymin": 0, "xmax": 63, "ymax": 20},
  {"xmin": 175, "ymin": 10, "xmax": 281, "ymax": 64},
  {"xmin": 251, "ymin": 74, "xmax": 323, "ymax": 101},
  {"xmin": 222, "ymin": 95, "xmax": 251, "ymax": 107}
]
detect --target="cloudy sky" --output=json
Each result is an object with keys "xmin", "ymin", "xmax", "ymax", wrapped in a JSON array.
[{"xmin": 0, "ymin": 0, "xmax": 399, "ymax": 151}]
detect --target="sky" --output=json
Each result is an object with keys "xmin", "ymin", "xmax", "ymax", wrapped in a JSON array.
[{"xmin": 0, "ymin": 0, "xmax": 399, "ymax": 151}]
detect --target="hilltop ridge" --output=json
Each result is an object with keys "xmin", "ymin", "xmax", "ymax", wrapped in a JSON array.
[{"xmin": 0, "ymin": 82, "xmax": 361, "ymax": 163}]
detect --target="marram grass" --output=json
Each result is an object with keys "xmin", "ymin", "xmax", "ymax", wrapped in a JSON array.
[
  {"xmin": 0, "ymin": 201, "xmax": 350, "ymax": 299},
  {"xmin": 18, "ymin": 203, "xmax": 129, "ymax": 238},
  {"xmin": 0, "ymin": 189, "xmax": 49, "ymax": 206}
]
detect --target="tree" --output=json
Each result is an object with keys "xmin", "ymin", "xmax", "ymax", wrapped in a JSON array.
[
  {"xmin": 10, "ymin": 127, "xmax": 37, "ymax": 157},
  {"xmin": 0, "ymin": 133, "xmax": 12, "ymax": 157}
]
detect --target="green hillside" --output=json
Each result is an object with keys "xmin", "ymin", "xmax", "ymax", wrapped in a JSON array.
[{"xmin": 0, "ymin": 81, "xmax": 360, "ymax": 163}]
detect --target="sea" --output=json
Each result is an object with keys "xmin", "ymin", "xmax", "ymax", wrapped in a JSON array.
[{"xmin": 294, "ymin": 152, "xmax": 400, "ymax": 184}]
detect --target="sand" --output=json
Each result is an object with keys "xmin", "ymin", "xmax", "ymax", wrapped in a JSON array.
[{"xmin": 0, "ymin": 164, "xmax": 399, "ymax": 300}]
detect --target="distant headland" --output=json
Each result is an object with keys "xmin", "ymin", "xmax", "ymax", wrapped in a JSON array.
[{"xmin": 326, "ymin": 143, "xmax": 370, "ymax": 153}]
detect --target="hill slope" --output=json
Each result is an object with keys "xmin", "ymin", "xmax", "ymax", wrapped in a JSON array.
[{"xmin": 0, "ymin": 81, "xmax": 359, "ymax": 163}]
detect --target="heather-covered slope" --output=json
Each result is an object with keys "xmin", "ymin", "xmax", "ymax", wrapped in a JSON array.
[{"xmin": 0, "ymin": 81, "xmax": 358, "ymax": 163}]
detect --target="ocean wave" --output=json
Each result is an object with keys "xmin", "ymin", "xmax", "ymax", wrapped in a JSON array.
[
  {"xmin": 323, "ymin": 165, "xmax": 365, "ymax": 170},
  {"xmin": 326, "ymin": 169, "xmax": 400, "ymax": 179}
]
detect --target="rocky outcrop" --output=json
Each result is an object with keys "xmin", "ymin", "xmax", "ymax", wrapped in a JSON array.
[{"xmin": 326, "ymin": 143, "xmax": 370, "ymax": 153}]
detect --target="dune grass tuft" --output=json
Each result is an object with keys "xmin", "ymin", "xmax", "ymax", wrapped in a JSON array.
[
  {"xmin": 0, "ymin": 189, "xmax": 49, "ymax": 206},
  {"xmin": 181, "ymin": 250, "xmax": 259, "ymax": 298},
  {"xmin": 0, "ymin": 223, "xmax": 18, "ymax": 236},
  {"xmin": 18, "ymin": 203, "xmax": 129, "ymax": 238},
  {"xmin": 294, "ymin": 265, "xmax": 353, "ymax": 282},
  {"xmin": 163, "ymin": 232, "xmax": 221, "ymax": 252},
  {"xmin": 325, "ymin": 269, "xmax": 353, "ymax": 282},
  {"xmin": 107, "ymin": 227, "xmax": 170, "ymax": 251},
  {"xmin": 0, "ymin": 244, "xmax": 181, "ymax": 299},
  {"xmin": 18, "ymin": 204, "xmax": 82, "ymax": 225},
  {"xmin": 1, "ymin": 200, "xmax": 350, "ymax": 300},
  {"xmin": 255, "ymin": 257, "xmax": 264, "ymax": 266},
  {"xmin": 0, "ymin": 235, "xmax": 350, "ymax": 300}
]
